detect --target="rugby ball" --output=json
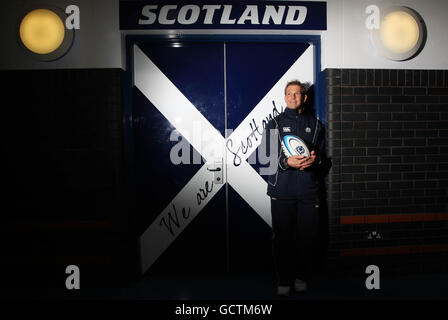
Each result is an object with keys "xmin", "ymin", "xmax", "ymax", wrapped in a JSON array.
[{"xmin": 281, "ymin": 135, "xmax": 310, "ymax": 157}]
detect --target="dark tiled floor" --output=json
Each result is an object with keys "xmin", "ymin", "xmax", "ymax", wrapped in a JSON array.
[{"xmin": 5, "ymin": 271, "xmax": 448, "ymax": 300}]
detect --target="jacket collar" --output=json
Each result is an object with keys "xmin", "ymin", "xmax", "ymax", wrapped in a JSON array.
[{"xmin": 284, "ymin": 107, "xmax": 300, "ymax": 119}]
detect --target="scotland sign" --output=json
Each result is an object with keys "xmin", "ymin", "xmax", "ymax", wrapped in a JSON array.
[{"xmin": 120, "ymin": 1, "xmax": 327, "ymax": 30}]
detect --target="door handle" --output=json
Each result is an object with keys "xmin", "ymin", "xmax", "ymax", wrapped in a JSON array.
[{"xmin": 207, "ymin": 159, "xmax": 223, "ymax": 184}]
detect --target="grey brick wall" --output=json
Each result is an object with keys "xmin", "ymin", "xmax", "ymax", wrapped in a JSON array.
[{"xmin": 325, "ymin": 68, "xmax": 448, "ymax": 275}]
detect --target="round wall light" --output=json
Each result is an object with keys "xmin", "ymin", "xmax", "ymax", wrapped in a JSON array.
[
  {"xmin": 18, "ymin": 6, "xmax": 74, "ymax": 61},
  {"xmin": 370, "ymin": 6, "xmax": 426, "ymax": 61}
]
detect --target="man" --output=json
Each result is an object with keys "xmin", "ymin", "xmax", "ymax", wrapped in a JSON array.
[{"xmin": 261, "ymin": 80, "xmax": 331, "ymax": 296}]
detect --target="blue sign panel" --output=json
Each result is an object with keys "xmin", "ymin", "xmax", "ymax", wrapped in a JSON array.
[{"xmin": 120, "ymin": 1, "xmax": 327, "ymax": 30}]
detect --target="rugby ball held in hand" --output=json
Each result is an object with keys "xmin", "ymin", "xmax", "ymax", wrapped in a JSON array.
[{"xmin": 281, "ymin": 135, "xmax": 310, "ymax": 157}]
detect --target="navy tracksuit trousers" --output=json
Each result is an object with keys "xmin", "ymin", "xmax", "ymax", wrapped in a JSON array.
[{"xmin": 271, "ymin": 195, "xmax": 320, "ymax": 286}]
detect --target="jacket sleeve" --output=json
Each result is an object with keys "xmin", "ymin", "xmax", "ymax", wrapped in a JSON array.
[
  {"xmin": 272, "ymin": 117, "xmax": 289, "ymax": 171},
  {"xmin": 277, "ymin": 132, "xmax": 289, "ymax": 171},
  {"xmin": 260, "ymin": 118, "xmax": 289, "ymax": 174}
]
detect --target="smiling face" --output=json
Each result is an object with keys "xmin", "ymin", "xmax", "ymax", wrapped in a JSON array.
[{"xmin": 284, "ymin": 84, "xmax": 307, "ymax": 112}]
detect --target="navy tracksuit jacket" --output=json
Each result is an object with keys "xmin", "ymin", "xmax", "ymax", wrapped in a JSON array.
[
  {"xmin": 262, "ymin": 107, "xmax": 330, "ymax": 198},
  {"xmin": 261, "ymin": 106, "xmax": 331, "ymax": 285}
]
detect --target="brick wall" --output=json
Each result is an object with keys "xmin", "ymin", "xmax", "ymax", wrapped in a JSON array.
[
  {"xmin": 0, "ymin": 69, "xmax": 129, "ymax": 288},
  {"xmin": 326, "ymin": 68, "xmax": 448, "ymax": 275}
]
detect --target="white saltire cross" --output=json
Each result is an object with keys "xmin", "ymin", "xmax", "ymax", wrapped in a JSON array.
[{"xmin": 133, "ymin": 44, "xmax": 314, "ymax": 273}]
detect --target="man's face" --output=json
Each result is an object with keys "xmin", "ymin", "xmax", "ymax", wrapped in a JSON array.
[{"xmin": 284, "ymin": 84, "xmax": 307, "ymax": 110}]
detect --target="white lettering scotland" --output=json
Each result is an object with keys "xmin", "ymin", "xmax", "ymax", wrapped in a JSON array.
[{"xmin": 138, "ymin": 4, "xmax": 308, "ymax": 26}]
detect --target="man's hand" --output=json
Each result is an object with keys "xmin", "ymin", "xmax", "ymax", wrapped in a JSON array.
[{"xmin": 287, "ymin": 150, "xmax": 317, "ymax": 170}]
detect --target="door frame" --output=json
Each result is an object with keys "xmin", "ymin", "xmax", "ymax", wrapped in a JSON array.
[{"xmin": 122, "ymin": 34, "xmax": 324, "ymax": 275}]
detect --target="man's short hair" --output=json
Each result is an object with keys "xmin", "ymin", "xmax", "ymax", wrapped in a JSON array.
[{"xmin": 284, "ymin": 80, "xmax": 307, "ymax": 95}]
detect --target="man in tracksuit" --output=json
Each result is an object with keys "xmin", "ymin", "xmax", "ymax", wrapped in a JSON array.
[{"xmin": 261, "ymin": 80, "xmax": 331, "ymax": 296}]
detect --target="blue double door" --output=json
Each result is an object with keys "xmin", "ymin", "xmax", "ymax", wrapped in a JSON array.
[{"xmin": 130, "ymin": 38, "xmax": 317, "ymax": 275}]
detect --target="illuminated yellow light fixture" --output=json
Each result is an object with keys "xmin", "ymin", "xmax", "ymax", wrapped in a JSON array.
[
  {"xmin": 380, "ymin": 11, "xmax": 419, "ymax": 54},
  {"xmin": 371, "ymin": 7, "xmax": 426, "ymax": 61},
  {"xmin": 19, "ymin": 9, "xmax": 65, "ymax": 54},
  {"xmin": 17, "ymin": 5, "xmax": 74, "ymax": 61}
]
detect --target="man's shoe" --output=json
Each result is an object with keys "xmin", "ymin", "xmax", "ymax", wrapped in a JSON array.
[
  {"xmin": 294, "ymin": 279, "xmax": 308, "ymax": 293},
  {"xmin": 277, "ymin": 286, "xmax": 291, "ymax": 296}
]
